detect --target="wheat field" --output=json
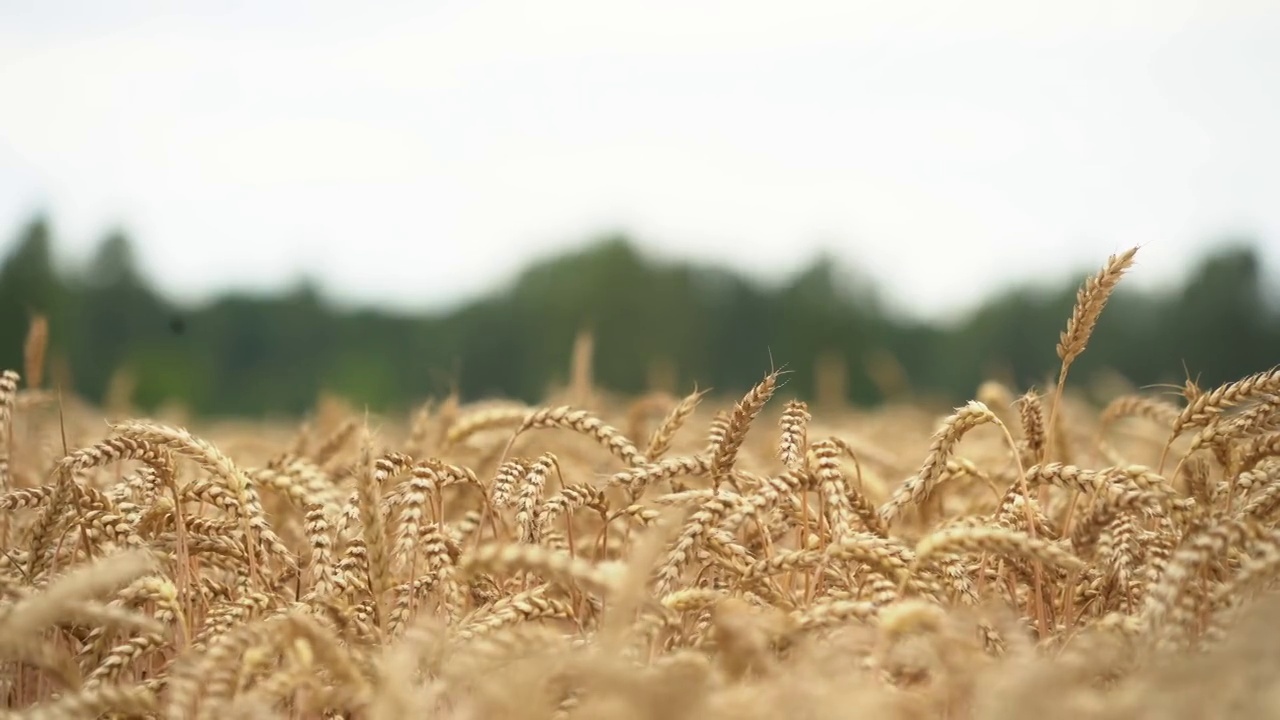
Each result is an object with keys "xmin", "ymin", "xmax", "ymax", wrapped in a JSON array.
[{"xmin": 4, "ymin": 246, "xmax": 1280, "ymax": 719}]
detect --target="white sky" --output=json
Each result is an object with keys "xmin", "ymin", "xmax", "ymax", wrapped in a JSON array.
[{"xmin": 1, "ymin": 0, "xmax": 1278, "ymax": 321}]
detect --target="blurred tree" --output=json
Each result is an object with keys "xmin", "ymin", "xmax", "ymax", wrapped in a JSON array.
[
  {"xmin": 770, "ymin": 255, "xmax": 887, "ymax": 403},
  {"xmin": 1164, "ymin": 244, "xmax": 1272, "ymax": 387},
  {"xmin": 69, "ymin": 230, "xmax": 170, "ymax": 398},
  {"xmin": 0, "ymin": 215, "xmax": 70, "ymax": 374},
  {"xmin": 84, "ymin": 230, "xmax": 144, "ymax": 289},
  {"xmin": 0, "ymin": 213, "xmax": 1276, "ymax": 416}
]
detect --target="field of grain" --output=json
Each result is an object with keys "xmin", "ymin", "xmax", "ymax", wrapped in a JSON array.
[{"xmin": 4, "ymin": 246, "xmax": 1280, "ymax": 719}]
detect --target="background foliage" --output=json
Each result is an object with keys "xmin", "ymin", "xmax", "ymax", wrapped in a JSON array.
[{"xmin": 0, "ymin": 214, "xmax": 1275, "ymax": 416}]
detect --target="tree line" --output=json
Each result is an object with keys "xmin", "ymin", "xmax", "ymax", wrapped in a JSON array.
[{"xmin": 0, "ymin": 214, "xmax": 1275, "ymax": 417}]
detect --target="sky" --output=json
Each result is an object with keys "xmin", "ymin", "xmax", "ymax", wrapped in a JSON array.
[{"xmin": 1, "ymin": 0, "xmax": 1278, "ymax": 322}]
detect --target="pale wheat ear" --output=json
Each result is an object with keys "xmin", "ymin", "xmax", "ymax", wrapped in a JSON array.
[
  {"xmin": 777, "ymin": 400, "xmax": 811, "ymax": 470},
  {"xmin": 357, "ymin": 420, "xmax": 390, "ymax": 633},
  {"xmin": 709, "ymin": 369, "xmax": 781, "ymax": 486},
  {"xmin": 1046, "ymin": 246, "xmax": 1138, "ymax": 462},
  {"xmin": 644, "ymin": 386, "xmax": 708, "ymax": 461},
  {"xmin": 23, "ymin": 313, "xmax": 47, "ymax": 391},
  {"xmin": 1016, "ymin": 389, "xmax": 1046, "ymax": 466},
  {"xmin": 0, "ymin": 370, "xmax": 17, "ymax": 479},
  {"xmin": 568, "ymin": 328, "xmax": 595, "ymax": 406}
]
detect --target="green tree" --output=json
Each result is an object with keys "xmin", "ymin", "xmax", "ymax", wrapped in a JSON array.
[
  {"xmin": 0, "ymin": 215, "xmax": 69, "ymax": 373},
  {"xmin": 1, "ymin": 214, "xmax": 1277, "ymax": 418},
  {"xmin": 69, "ymin": 230, "xmax": 170, "ymax": 399},
  {"xmin": 1163, "ymin": 245, "xmax": 1272, "ymax": 387}
]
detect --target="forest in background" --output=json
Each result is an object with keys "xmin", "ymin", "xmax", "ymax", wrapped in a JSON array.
[{"xmin": 0, "ymin": 214, "xmax": 1275, "ymax": 418}]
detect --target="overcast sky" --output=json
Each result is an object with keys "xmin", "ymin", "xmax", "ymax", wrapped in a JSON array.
[{"xmin": 2, "ymin": 0, "xmax": 1277, "ymax": 321}]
